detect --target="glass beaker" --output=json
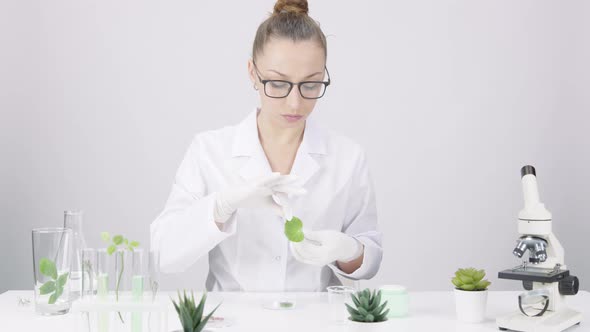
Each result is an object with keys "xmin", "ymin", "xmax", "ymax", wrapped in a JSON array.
[
  {"xmin": 327, "ymin": 286, "xmax": 355, "ymax": 324},
  {"xmin": 32, "ymin": 227, "xmax": 73, "ymax": 315},
  {"xmin": 64, "ymin": 210, "xmax": 87, "ymax": 301}
]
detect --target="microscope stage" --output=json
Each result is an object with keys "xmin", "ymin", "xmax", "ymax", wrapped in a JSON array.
[{"xmin": 498, "ymin": 266, "xmax": 570, "ymax": 283}]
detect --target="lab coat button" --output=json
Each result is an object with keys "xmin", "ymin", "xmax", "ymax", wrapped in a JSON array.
[{"xmin": 274, "ymin": 256, "xmax": 281, "ymax": 261}]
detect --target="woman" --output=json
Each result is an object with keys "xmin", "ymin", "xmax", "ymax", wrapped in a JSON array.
[{"xmin": 151, "ymin": 0, "xmax": 382, "ymax": 292}]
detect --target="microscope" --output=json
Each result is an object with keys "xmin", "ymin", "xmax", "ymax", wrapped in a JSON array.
[{"xmin": 496, "ymin": 165, "xmax": 582, "ymax": 331}]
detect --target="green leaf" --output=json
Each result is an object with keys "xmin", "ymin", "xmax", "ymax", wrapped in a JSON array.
[
  {"xmin": 113, "ymin": 235, "xmax": 124, "ymax": 245},
  {"xmin": 284, "ymin": 216, "xmax": 304, "ymax": 242},
  {"xmin": 452, "ymin": 277, "xmax": 462, "ymax": 287},
  {"xmin": 360, "ymin": 295, "xmax": 369, "ymax": 308},
  {"xmin": 100, "ymin": 232, "xmax": 110, "ymax": 243},
  {"xmin": 57, "ymin": 273, "xmax": 69, "ymax": 288},
  {"xmin": 198, "ymin": 302, "xmax": 221, "ymax": 331},
  {"xmin": 473, "ymin": 269, "xmax": 485, "ymax": 282},
  {"xmin": 358, "ymin": 306, "xmax": 369, "ymax": 316},
  {"xmin": 345, "ymin": 303, "xmax": 360, "ymax": 316},
  {"xmin": 460, "ymin": 284, "xmax": 476, "ymax": 291},
  {"xmin": 54, "ymin": 284, "xmax": 64, "ymax": 299},
  {"xmin": 350, "ymin": 313, "xmax": 365, "ymax": 322},
  {"xmin": 48, "ymin": 292, "xmax": 58, "ymax": 305},
  {"xmin": 374, "ymin": 309, "xmax": 390, "ymax": 322},
  {"xmin": 130, "ymin": 241, "xmax": 140, "ymax": 248},
  {"xmin": 39, "ymin": 258, "xmax": 57, "ymax": 280},
  {"xmin": 39, "ymin": 281, "xmax": 56, "ymax": 295},
  {"xmin": 476, "ymin": 280, "xmax": 491, "ymax": 290},
  {"xmin": 107, "ymin": 244, "xmax": 117, "ymax": 255},
  {"xmin": 458, "ymin": 274, "xmax": 474, "ymax": 284},
  {"xmin": 195, "ymin": 292, "xmax": 206, "ymax": 325},
  {"xmin": 179, "ymin": 306, "xmax": 193, "ymax": 331},
  {"xmin": 371, "ymin": 301, "xmax": 388, "ymax": 316},
  {"xmin": 351, "ymin": 293, "xmax": 361, "ymax": 308}
]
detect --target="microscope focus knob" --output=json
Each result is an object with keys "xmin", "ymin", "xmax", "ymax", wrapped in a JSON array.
[{"xmin": 559, "ymin": 276, "xmax": 579, "ymax": 296}]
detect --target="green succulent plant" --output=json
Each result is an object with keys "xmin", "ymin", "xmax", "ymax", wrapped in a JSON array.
[
  {"xmin": 345, "ymin": 289, "xmax": 389, "ymax": 323},
  {"xmin": 452, "ymin": 267, "xmax": 491, "ymax": 291},
  {"xmin": 172, "ymin": 291, "xmax": 220, "ymax": 332}
]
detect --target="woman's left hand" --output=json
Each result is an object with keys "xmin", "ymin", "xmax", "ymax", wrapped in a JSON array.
[{"xmin": 289, "ymin": 230, "xmax": 364, "ymax": 266}]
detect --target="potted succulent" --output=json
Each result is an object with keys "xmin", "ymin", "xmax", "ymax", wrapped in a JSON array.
[
  {"xmin": 452, "ymin": 267, "xmax": 491, "ymax": 323},
  {"xmin": 171, "ymin": 291, "xmax": 220, "ymax": 332},
  {"xmin": 345, "ymin": 288, "xmax": 389, "ymax": 323}
]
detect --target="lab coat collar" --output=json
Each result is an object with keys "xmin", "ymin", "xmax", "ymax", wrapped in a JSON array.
[{"xmin": 232, "ymin": 109, "xmax": 326, "ymax": 185}]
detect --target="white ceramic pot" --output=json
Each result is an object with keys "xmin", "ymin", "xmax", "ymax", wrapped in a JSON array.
[{"xmin": 454, "ymin": 288, "xmax": 488, "ymax": 323}]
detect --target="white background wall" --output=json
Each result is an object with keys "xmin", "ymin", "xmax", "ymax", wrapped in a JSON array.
[{"xmin": 1, "ymin": 0, "xmax": 588, "ymax": 294}]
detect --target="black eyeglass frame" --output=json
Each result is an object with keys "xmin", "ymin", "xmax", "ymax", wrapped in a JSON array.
[{"xmin": 252, "ymin": 60, "xmax": 331, "ymax": 99}]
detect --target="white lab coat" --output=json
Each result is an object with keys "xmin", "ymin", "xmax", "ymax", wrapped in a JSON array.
[{"xmin": 150, "ymin": 109, "xmax": 382, "ymax": 291}]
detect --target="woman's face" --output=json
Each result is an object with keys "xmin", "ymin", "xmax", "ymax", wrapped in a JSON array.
[{"xmin": 249, "ymin": 38, "xmax": 327, "ymax": 129}]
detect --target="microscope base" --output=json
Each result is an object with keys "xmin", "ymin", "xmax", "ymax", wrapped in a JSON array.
[{"xmin": 496, "ymin": 307, "xmax": 582, "ymax": 332}]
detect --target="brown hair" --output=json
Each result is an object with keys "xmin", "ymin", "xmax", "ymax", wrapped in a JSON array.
[{"xmin": 252, "ymin": 0, "xmax": 327, "ymax": 61}]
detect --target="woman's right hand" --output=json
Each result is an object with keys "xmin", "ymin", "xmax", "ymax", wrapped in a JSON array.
[{"xmin": 213, "ymin": 172, "xmax": 306, "ymax": 223}]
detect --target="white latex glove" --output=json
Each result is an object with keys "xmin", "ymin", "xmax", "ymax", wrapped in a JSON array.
[
  {"xmin": 214, "ymin": 172, "xmax": 306, "ymax": 223},
  {"xmin": 290, "ymin": 230, "xmax": 364, "ymax": 267}
]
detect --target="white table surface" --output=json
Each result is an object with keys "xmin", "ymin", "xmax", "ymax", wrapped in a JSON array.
[{"xmin": 0, "ymin": 290, "xmax": 588, "ymax": 332}]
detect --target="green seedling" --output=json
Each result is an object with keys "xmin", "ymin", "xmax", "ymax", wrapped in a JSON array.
[
  {"xmin": 101, "ymin": 231, "xmax": 140, "ymax": 323},
  {"xmin": 38, "ymin": 258, "xmax": 69, "ymax": 304},
  {"xmin": 284, "ymin": 216, "xmax": 304, "ymax": 242}
]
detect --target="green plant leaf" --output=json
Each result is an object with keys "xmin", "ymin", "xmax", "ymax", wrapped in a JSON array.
[
  {"xmin": 179, "ymin": 306, "xmax": 193, "ymax": 332},
  {"xmin": 458, "ymin": 274, "xmax": 474, "ymax": 284},
  {"xmin": 39, "ymin": 281, "xmax": 56, "ymax": 295},
  {"xmin": 345, "ymin": 303, "xmax": 360, "ymax": 316},
  {"xmin": 48, "ymin": 292, "xmax": 58, "ymax": 305},
  {"xmin": 100, "ymin": 232, "xmax": 110, "ymax": 243},
  {"xmin": 284, "ymin": 216, "xmax": 304, "ymax": 242},
  {"xmin": 371, "ymin": 301, "xmax": 388, "ymax": 316},
  {"xmin": 451, "ymin": 277, "xmax": 462, "ymax": 287},
  {"xmin": 476, "ymin": 280, "xmax": 491, "ymax": 290},
  {"xmin": 374, "ymin": 309, "xmax": 390, "ymax": 322},
  {"xmin": 460, "ymin": 284, "xmax": 476, "ymax": 291},
  {"xmin": 57, "ymin": 273, "xmax": 69, "ymax": 288},
  {"xmin": 198, "ymin": 302, "xmax": 221, "ymax": 332},
  {"xmin": 39, "ymin": 258, "xmax": 57, "ymax": 280},
  {"xmin": 107, "ymin": 244, "xmax": 117, "ymax": 255},
  {"xmin": 358, "ymin": 306, "xmax": 369, "ymax": 316},
  {"xmin": 195, "ymin": 292, "xmax": 206, "ymax": 325},
  {"xmin": 351, "ymin": 293, "xmax": 361, "ymax": 308},
  {"xmin": 350, "ymin": 313, "xmax": 365, "ymax": 322},
  {"xmin": 130, "ymin": 241, "xmax": 140, "ymax": 248},
  {"xmin": 473, "ymin": 269, "xmax": 485, "ymax": 282},
  {"xmin": 113, "ymin": 235, "xmax": 124, "ymax": 245}
]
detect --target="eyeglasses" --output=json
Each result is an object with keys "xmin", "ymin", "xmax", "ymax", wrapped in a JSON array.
[{"xmin": 253, "ymin": 60, "xmax": 331, "ymax": 99}]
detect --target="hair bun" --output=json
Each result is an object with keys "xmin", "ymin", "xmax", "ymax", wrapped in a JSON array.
[{"xmin": 273, "ymin": 0, "xmax": 309, "ymax": 16}]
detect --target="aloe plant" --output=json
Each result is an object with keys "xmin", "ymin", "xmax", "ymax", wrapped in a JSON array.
[
  {"xmin": 172, "ymin": 291, "xmax": 220, "ymax": 332},
  {"xmin": 452, "ymin": 267, "xmax": 491, "ymax": 291},
  {"xmin": 345, "ymin": 289, "xmax": 389, "ymax": 323}
]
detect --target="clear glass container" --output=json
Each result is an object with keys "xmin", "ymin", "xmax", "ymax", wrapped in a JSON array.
[
  {"xmin": 32, "ymin": 227, "xmax": 73, "ymax": 315},
  {"xmin": 64, "ymin": 210, "xmax": 87, "ymax": 301},
  {"xmin": 327, "ymin": 286, "xmax": 355, "ymax": 324}
]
